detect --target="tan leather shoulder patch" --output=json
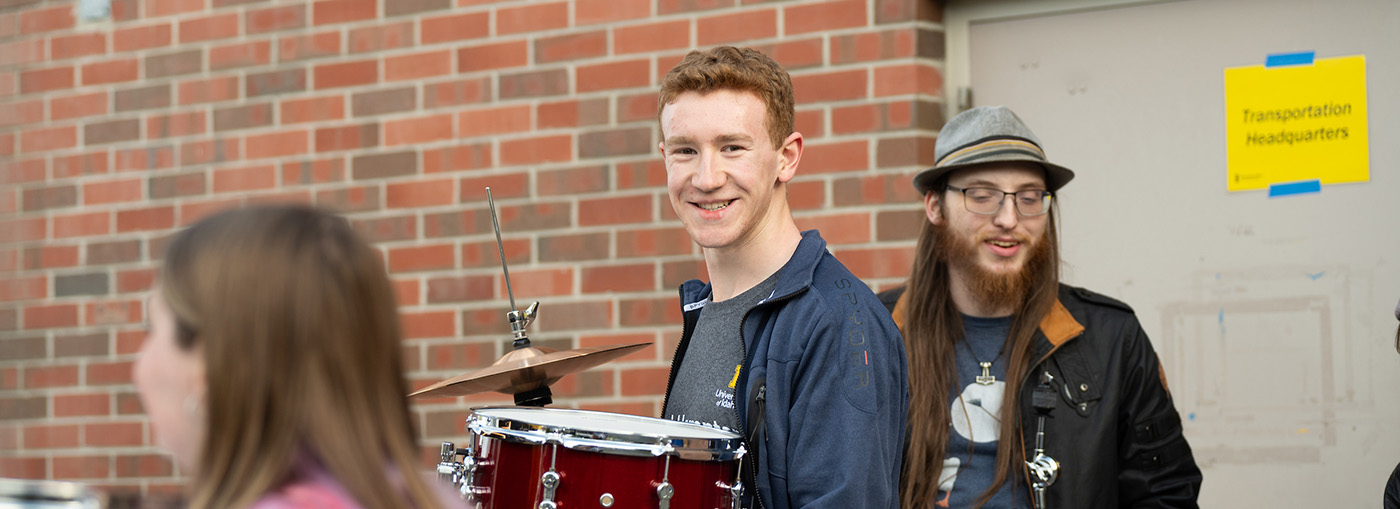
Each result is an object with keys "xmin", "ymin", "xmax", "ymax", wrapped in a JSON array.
[
  {"xmin": 1038, "ymin": 299, "xmax": 1084, "ymax": 346},
  {"xmin": 891, "ymin": 290, "xmax": 909, "ymax": 335}
]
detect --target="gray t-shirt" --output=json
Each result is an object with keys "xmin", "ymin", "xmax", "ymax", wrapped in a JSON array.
[{"xmin": 664, "ymin": 271, "xmax": 781, "ymax": 433}]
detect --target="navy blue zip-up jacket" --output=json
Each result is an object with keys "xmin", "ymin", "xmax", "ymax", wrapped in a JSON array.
[{"xmin": 662, "ymin": 230, "xmax": 909, "ymax": 508}]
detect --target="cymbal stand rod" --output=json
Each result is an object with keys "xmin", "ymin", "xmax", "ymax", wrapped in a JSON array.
[{"xmin": 486, "ymin": 187, "xmax": 517, "ymax": 313}]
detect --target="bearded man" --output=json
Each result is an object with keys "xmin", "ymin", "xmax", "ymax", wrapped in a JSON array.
[{"xmin": 879, "ymin": 106, "xmax": 1202, "ymax": 509}]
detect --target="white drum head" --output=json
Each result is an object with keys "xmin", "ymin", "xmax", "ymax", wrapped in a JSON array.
[{"xmin": 467, "ymin": 406, "xmax": 745, "ymax": 461}]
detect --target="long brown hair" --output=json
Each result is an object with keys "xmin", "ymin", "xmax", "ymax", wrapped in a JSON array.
[
  {"xmin": 899, "ymin": 189, "xmax": 1061, "ymax": 508},
  {"xmin": 160, "ymin": 205, "xmax": 441, "ymax": 509}
]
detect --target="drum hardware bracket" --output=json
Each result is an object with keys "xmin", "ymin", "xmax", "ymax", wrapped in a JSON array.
[
  {"xmin": 539, "ymin": 444, "xmax": 561, "ymax": 508},
  {"xmin": 654, "ymin": 454, "xmax": 674, "ymax": 509},
  {"xmin": 1026, "ymin": 371, "xmax": 1060, "ymax": 509},
  {"xmin": 486, "ymin": 187, "xmax": 552, "ymax": 407},
  {"xmin": 716, "ymin": 480, "xmax": 743, "ymax": 509},
  {"xmin": 437, "ymin": 441, "xmax": 478, "ymax": 499}
]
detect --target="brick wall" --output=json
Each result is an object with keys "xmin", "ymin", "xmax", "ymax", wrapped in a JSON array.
[{"xmin": 0, "ymin": 0, "xmax": 945, "ymax": 495}]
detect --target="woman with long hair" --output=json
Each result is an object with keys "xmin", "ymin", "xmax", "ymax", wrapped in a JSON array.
[{"xmin": 133, "ymin": 204, "xmax": 453, "ymax": 508}]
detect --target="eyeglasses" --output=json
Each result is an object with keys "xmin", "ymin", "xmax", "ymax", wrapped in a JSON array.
[{"xmin": 946, "ymin": 186, "xmax": 1053, "ymax": 216}]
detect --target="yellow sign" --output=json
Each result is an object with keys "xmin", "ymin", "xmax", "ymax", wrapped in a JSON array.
[{"xmin": 1223, "ymin": 55, "xmax": 1369, "ymax": 192}]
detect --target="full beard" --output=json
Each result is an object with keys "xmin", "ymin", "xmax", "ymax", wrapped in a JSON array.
[{"xmin": 934, "ymin": 222, "xmax": 1051, "ymax": 313}]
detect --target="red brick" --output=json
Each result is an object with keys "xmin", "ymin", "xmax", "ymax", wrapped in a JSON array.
[
  {"xmin": 50, "ymin": 33, "xmax": 106, "ymax": 60},
  {"xmin": 20, "ymin": 5, "xmax": 73, "ymax": 35},
  {"xmin": 580, "ymin": 195, "xmax": 651, "ymax": 226},
  {"xmin": 85, "ymin": 422, "xmax": 144, "ymax": 447},
  {"xmin": 55, "ymin": 393, "xmax": 110, "ymax": 417},
  {"xmin": 213, "ymin": 164, "xmax": 277, "ymax": 193},
  {"xmin": 535, "ymin": 31, "xmax": 606, "ymax": 64},
  {"xmin": 53, "ymin": 211, "xmax": 110, "ymax": 238},
  {"xmin": 145, "ymin": 0, "xmax": 205, "ymax": 17},
  {"xmin": 116, "ymin": 268, "xmax": 157, "ymax": 293},
  {"xmin": 20, "ymin": 66, "xmax": 74, "ymax": 94},
  {"xmin": 386, "ymin": 179, "xmax": 453, "ymax": 208},
  {"xmin": 801, "ymin": 140, "xmax": 868, "ymax": 174},
  {"xmin": 210, "ymin": 40, "xmax": 272, "ymax": 70},
  {"xmin": 497, "ymin": 2, "xmax": 567, "ymax": 35},
  {"xmin": 420, "ymin": 144, "xmax": 492, "ymax": 174},
  {"xmin": 24, "ymin": 363, "xmax": 79, "ymax": 387},
  {"xmin": 384, "ymin": 114, "xmax": 452, "ymax": 146},
  {"xmin": 0, "ymin": 133, "xmax": 13, "ymax": 157},
  {"xmin": 620, "ymin": 296, "xmax": 682, "ymax": 326},
  {"xmin": 179, "ymin": 197, "xmax": 242, "ymax": 225},
  {"xmin": 460, "ymin": 236, "xmax": 529, "ymax": 268},
  {"xmin": 0, "ymin": 98, "xmax": 42, "ymax": 128},
  {"xmin": 401, "ymin": 310, "xmax": 455, "ymax": 339},
  {"xmin": 281, "ymin": 95, "xmax": 345, "ymax": 124},
  {"xmin": 0, "ymin": 457, "xmax": 47, "ymax": 480},
  {"xmin": 244, "ymin": 130, "xmax": 309, "ymax": 160},
  {"xmin": 246, "ymin": 5, "xmax": 305, "ymax": 34},
  {"xmin": 178, "ymin": 76, "xmax": 240, "ymax": 105},
  {"xmin": 115, "ymin": 454, "xmax": 172, "ymax": 478},
  {"xmin": 283, "ymin": 157, "xmax": 346, "ymax": 185},
  {"xmin": 0, "ymin": 277, "xmax": 45, "ymax": 302},
  {"xmin": 247, "ymin": 68, "xmax": 307, "ymax": 97},
  {"xmin": 348, "ymin": 21, "xmax": 413, "ymax": 53},
  {"xmin": 657, "ymin": 0, "xmax": 731, "ymax": 14},
  {"xmin": 874, "ymin": 63, "xmax": 942, "ymax": 97},
  {"xmin": 831, "ymin": 246, "xmax": 915, "ymax": 279},
  {"xmin": 25, "ymin": 424, "xmax": 80, "ymax": 449},
  {"xmin": 83, "ymin": 178, "xmax": 143, "ymax": 205},
  {"xmin": 420, "ymin": 12, "xmax": 488, "ymax": 44},
  {"xmin": 502, "ymin": 267, "xmax": 573, "ymax": 297},
  {"xmin": 615, "ymin": 160, "xmax": 666, "ymax": 190},
  {"xmin": 314, "ymin": 60, "xmax": 377, "ymax": 89},
  {"xmin": 499, "ymin": 135, "xmax": 572, "ymax": 166},
  {"xmin": 576, "ymin": 0, "xmax": 648, "ymax": 25},
  {"xmin": 425, "ymin": 342, "xmax": 493, "ymax": 371},
  {"xmin": 426, "ymin": 274, "xmax": 495, "ymax": 303},
  {"xmin": 179, "ymin": 13, "xmax": 239, "ymax": 43},
  {"xmin": 113, "ymin": 23, "xmax": 172, "ymax": 52},
  {"xmin": 785, "ymin": 0, "xmax": 867, "ymax": 35},
  {"xmin": 312, "ymin": 0, "xmax": 377, "ymax": 25},
  {"xmin": 537, "ymin": 98, "xmax": 608, "ymax": 129},
  {"xmin": 149, "ymin": 171, "xmax": 207, "ymax": 199},
  {"xmin": 388, "ymin": 245, "xmax": 454, "ymax": 273},
  {"xmin": 582, "ymin": 263, "xmax": 656, "ymax": 293},
  {"xmin": 788, "ymin": 179, "xmax": 825, "ymax": 210},
  {"xmin": 697, "ymin": 8, "xmax": 777, "ymax": 46},
  {"xmin": 1, "ymin": 159, "xmax": 47, "ymax": 186},
  {"xmin": 831, "ymin": 29, "xmax": 917, "ymax": 64},
  {"xmin": 146, "ymin": 110, "xmax": 206, "ymax": 139},
  {"xmin": 616, "ymin": 21, "xmax": 690, "ymax": 54},
  {"xmin": 279, "ymin": 31, "xmax": 340, "ymax": 63},
  {"xmin": 616, "ymin": 227, "xmax": 693, "ymax": 258},
  {"xmin": 23, "ymin": 245, "xmax": 80, "ymax": 270},
  {"xmin": 498, "ymin": 69, "xmax": 568, "ymax": 99},
  {"xmin": 21, "ymin": 125, "xmax": 77, "ymax": 153},
  {"xmin": 116, "ymin": 206, "xmax": 175, "ymax": 232},
  {"xmin": 620, "ymin": 367, "xmax": 671, "ymax": 396},
  {"xmin": 87, "ymin": 360, "xmax": 135, "ymax": 384},
  {"xmin": 53, "ymin": 455, "xmax": 110, "ymax": 479},
  {"xmin": 760, "ymin": 37, "xmax": 825, "ymax": 70},
  {"xmin": 315, "ymin": 123, "xmax": 378, "ymax": 152},
  {"xmin": 0, "ymin": 39, "xmax": 43, "ymax": 67},
  {"xmin": 385, "ymin": 50, "xmax": 452, "ymax": 82},
  {"xmin": 392, "ymin": 278, "xmax": 419, "ymax": 306},
  {"xmin": 577, "ymin": 59, "xmax": 650, "ymax": 93},
  {"xmin": 793, "ymin": 69, "xmax": 868, "ymax": 103},
  {"xmin": 50, "ymin": 92, "xmax": 108, "ymax": 121},
  {"xmin": 795, "ymin": 212, "xmax": 871, "ymax": 245},
  {"xmin": 458, "ymin": 105, "xmax": 530, "ymax": 138},
  {"xmin": 458, "ymin": 40, "xmax": 528, "ymax": 73}
]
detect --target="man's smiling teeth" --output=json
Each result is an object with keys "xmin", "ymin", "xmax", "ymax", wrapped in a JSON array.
[
  {"xmin": 988, "ymin": 240, "xmax": 1018, "ymax": 247},
  {"xmin": 698, "ymin": 200, "xmax": 734, "ymax": 211}
]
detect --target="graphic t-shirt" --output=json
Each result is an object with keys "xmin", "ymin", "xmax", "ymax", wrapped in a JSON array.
[
  {"xmin": 664, "ymin": 271, "xmax": 780, "ymax": 433},
  {"xmin": 936, "ymin": 314, "xmax": 1028, "ymax": 509}
]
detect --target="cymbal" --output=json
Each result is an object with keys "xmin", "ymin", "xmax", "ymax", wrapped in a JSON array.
[{"xmin": 409, "ymin": 342, "xmax": 651, "ymax": 399}]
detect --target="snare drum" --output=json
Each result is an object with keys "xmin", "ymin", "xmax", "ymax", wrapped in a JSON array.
[
  {"xmin": 0, "ymin": 478, "xmax": 104, "ymax": 509},
  {"xmin": 438, "ymin": 407, "xmax": 746, "ymax": 509}
]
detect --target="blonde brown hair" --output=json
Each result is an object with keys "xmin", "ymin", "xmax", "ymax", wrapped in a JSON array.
[
  {"xmin": 658, "ymin": 46, "xmax": 796, "ymax": 148},
  {"xmin": 159, "ymin": 205, "xmax": 441, "ymax": 509},
  {"xmin": 899, "ymin": 186, "xmax": 1062, "ymax": 508}
]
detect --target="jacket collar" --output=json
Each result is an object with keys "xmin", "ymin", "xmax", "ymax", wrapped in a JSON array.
[
  {"xmin": 680, "ymin": 230, "xmax": 827, "ymax": 308},
  {"xmin": 889, "ymin": 287, "xmax": 1084, "ymax": 346}
]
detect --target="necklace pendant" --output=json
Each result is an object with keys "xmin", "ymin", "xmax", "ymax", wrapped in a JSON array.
[{"xmin": 976, "ymin": 361, "xmax": 996, "ymax": 385}]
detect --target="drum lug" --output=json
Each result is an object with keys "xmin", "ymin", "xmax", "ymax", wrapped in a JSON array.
[
  {"xmin": 717, "ymin": 480, "xmax": 743, "ymax": 509},
  {"xmin": 654, "ymin": 481, "xmax": 674, "ymax": 509},
  {"xmin": 539, "ymin": 470, "xmax": 561, "ymax": 508}
]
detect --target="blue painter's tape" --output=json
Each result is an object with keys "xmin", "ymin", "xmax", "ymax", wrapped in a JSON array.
[
  {"xmin": 1268, "ymin": 179, "xmax": 1321, "ymax": 197},
  {"xmin": 1265, "ymin": 51, "xmax": 1315, "ymax": 67}
]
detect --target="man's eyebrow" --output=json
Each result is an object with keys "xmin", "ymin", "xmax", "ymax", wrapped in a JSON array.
[
  {"xmin": 715, "ymin": 133, "xmax": 755, "ymax": 144},
  {"xmin": 663, "ymin": 135, "xmax": 695, "ymax": 146},
  {"xmin": 958, "ymin": 179, "xmax": 1046, "ymax": 190}
]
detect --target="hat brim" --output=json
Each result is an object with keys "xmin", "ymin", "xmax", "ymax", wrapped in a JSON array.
[{"xmin": 912, "ymin": 156, "xmax": 1076, "ymax": 195}]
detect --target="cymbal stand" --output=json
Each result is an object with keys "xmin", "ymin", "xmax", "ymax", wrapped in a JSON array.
[{"xmin": 486, "ymin": 187, "xmax": 550, "ymax": 407}]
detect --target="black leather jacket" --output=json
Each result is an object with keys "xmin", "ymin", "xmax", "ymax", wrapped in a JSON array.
[{"xmin": 880, "ymin": 284, "xmax": 1202, "ymax": 508}]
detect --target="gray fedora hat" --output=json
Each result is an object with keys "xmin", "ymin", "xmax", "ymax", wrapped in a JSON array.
[{"xmin": 912, "ymin": 105, "xmax": 1076, "ymax": 194}]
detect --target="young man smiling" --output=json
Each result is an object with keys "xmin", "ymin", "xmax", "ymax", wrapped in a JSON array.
[
  {"xmin": 880, "ymin": 106, "xmax": 1202, "ymax": 508},
  {"xmin": 657, "ymin": 46, "xmax": 909, "ymax": 508}
]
